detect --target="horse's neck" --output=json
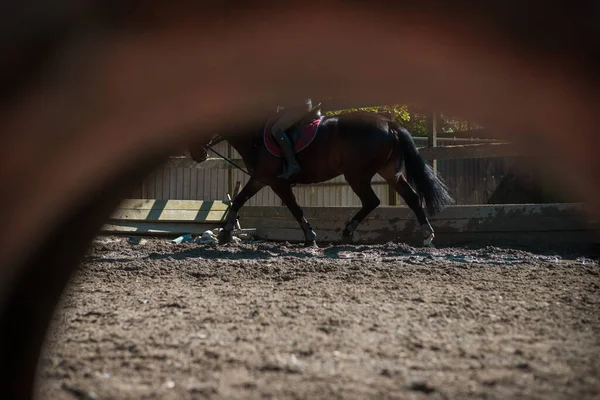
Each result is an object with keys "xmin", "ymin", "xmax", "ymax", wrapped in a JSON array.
[
  {"xmin": 222, "ymin": 134, "xmax": 257, "ymax": 164},
  {"xmin": 220, "ymin": 118, "xmax": 269, "ymax": 164}
]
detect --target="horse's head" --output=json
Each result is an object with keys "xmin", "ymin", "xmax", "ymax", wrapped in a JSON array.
[
  {"xmin": 187, "ymin": 134, "xmax": 219, "ymax": 163},
  {"xmin": 187, "ymin": 146, "xmax": 209, "ymax": 163}
]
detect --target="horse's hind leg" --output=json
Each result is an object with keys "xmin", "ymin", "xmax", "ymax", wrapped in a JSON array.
[
  {"xmin": 271, "ymin": 183, "xmax": 317, "ymax": 247},
  {"xmin": 342, "ymin": 174, "xmax": 381, "ymax": 242},
  {"xmin": 378, "ymin": 163, "xmax": 435, "ymax": 247},
  {"xmin": 219, "ymin": 178, "xmax": 265, "ymax": 244}
]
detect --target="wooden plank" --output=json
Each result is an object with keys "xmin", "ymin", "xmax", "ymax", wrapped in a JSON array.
[
  {"xmin": 117, "ymin": 199, "xmax": 230, "ymax": 211},
  {"xmin": 418, "ymin": 142, "xmax": 520, "ymax": 161},
  {"xmin": 109, "ymin": 209, "xmax": 226, "ymax": 222},
  {"xmin": 101, "ymin": 221, "xmax": 223, "ymax": 235}
]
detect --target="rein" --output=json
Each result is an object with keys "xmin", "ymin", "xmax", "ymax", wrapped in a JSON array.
[{"xmin": 202, "ymin": 135, "xmax": 252, "ymax": 177}]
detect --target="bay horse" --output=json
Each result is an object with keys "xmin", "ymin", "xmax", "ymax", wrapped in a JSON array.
[{"xmin": 188, "ymin": 110, "xmax": 454, "ymax": 247}]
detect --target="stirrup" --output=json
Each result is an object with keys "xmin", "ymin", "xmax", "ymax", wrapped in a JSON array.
[{"xmin": 277, "ymin": 164, "xmax": 301, "ymax": 178}]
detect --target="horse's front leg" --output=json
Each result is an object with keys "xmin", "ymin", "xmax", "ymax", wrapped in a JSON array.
[
  {"xmin": 271, "ymin": 183, "xmax": 317, "ymax": 247},
  {"xmin": 218, "ymin": 178, "xmax": 265, "ymax": 245}
]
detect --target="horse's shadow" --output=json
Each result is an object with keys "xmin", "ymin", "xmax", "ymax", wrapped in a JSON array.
[
  {"xmin": 86, "ymin": 241, "xmax": 423, "ymax": 264},
  {"xmin": 145, "ymin": 243, "xmax": 325, "ymax": 261},
  {"xmin": 145, "ymin": 243, "xmax": 407, "ymax": 262}
]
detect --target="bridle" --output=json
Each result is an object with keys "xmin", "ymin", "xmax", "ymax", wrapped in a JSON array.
[{"xmin": 201, "ymin": 134, "xmax": 251, "ymax": 176}]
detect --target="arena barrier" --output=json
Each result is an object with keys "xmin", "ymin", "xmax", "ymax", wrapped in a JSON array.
[{"xmin": 102, "ymin": 200, "xmax": 599, "ymax": 248}]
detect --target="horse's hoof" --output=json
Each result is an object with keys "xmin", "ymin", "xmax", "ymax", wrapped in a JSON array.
[
  {"xmin": 304, "ymin": 240, "xmax": 317, "ymax": 248},
  {"xmin": 218, "ymin": 230, "xmax": 232, "ymax": 245},
  {"xmin": 422, "ymin": 233, "xmax": 435, "ymax": 248},
  {"xmin": 341, "ymin": 234, "xmax": 353, "ymax": 244}
]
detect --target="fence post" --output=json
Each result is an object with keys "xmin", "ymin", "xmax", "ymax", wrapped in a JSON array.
[
  {"xmin": 387, "ymin": 109, "xmax": 398, "ymax": 206},
  {"xmin": 427, "ymin": 111, "xmax": 438, "ymax": 172},
  {"xmin": 227, "ymin": 143, "xmax": 234, "ymax": 198}
]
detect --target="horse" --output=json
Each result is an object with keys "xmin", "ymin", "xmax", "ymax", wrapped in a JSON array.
[{"xmin": 188, "ymin": 110, "xmax": 455, "ymax": 247}]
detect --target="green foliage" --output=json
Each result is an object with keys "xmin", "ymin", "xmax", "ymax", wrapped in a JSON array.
[{"xmin": 324, "ymin": 104, "xmax": 481, "ymax": 137}]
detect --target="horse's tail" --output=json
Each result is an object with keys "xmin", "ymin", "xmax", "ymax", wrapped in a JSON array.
[{"xmin": 391, "ymin": 122, "xmax": 455, "ymax": 215}]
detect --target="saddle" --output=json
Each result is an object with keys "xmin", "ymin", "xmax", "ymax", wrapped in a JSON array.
[{"xmin": 264, "ymin": 103, "xmax": 324, "ymax": 158}]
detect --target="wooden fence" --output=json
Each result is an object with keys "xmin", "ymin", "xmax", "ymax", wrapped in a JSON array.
[
  {"xmin": 130, "ymin": 137, "xmax": 521, "ymax": 207},
  {"xmin": 102, "ymin": 200, "xmax": 599, "ymax": 247}
]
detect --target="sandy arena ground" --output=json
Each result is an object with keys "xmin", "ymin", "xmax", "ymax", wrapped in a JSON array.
[{"xmin": 37, "ymin": 237, "xmax": 600, "ymax": 400}]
